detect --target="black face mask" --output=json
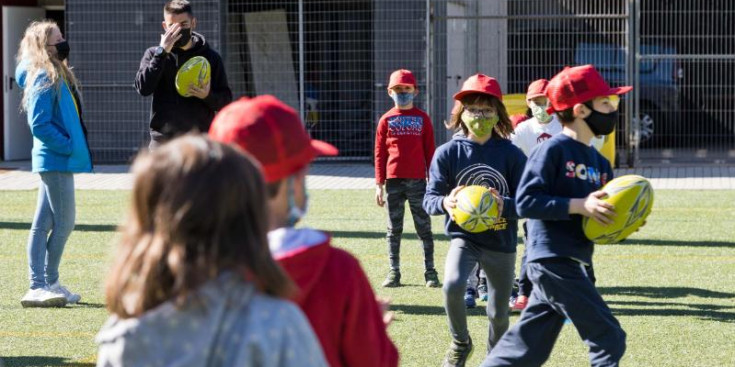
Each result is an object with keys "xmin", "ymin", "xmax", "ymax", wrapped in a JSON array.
[
  {"xmin": 583, "ymin": 103, "xmax": 618, "ymax": 136},
  {"xmin": 55, "ymin": 41, "xmax": 70, "ymax": 61},
  {"xmin": 174, "ymin": 28, "xmax": 192, "ymax": 48}
]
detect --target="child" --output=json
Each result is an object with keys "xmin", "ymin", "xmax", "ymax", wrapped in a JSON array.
[
  {"xmin": 423, "ymin": 74, "xmax": 527, "ymax": 367},
  {"xmin": 16, "ymin": 20, "xmax": 92, "ymax": 307},
  {"xmin": 96, "ymin": 135, "xmax": 326, "ymax": 366},
  {"xmin": 508, "ymin": 78, "xmax": 556, "ymax": 312},
  {"xmin": 509, "ymin": 79, "xmax": 602, "ymax": 312},
  {"xmin": 210, "ymin": 95, "xmax": 400, "ymax": 367},
  {"xmin": 375, "ymin": 69, "xmax": 439, "ymax": 288},
  {"xmin": 481, "ymin": 64, "xmax": 631, "ymax": 367}
]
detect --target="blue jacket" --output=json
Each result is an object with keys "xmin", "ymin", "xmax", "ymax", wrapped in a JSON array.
[
  {"xmin": 16, "ymin": 62, "xmax": 92, "ymax": 173},
  {"xmin": 516, "ymin": 134, "xmax": 614, "ymax": 265},
  {"xmin": 424, "ymin": 133, "xmax": 526, "ymax": 253}
]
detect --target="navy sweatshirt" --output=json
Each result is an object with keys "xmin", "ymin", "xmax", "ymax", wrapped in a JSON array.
[
  {"xmin": 423, "ymin": 134, "xmax": 527, "ymax": 253},
  {"xmin": 516, "ymin": 134, "xmax": 614, "ymax": 265}
]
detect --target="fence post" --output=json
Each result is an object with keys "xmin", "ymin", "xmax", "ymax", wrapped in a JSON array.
[
  {"xmin": 298, "ymin": 0, "xmax": 305, "ymax": 123},
  {"xmin": 425, "ymin": 0, "xmax": 432, "ymax": 124}
]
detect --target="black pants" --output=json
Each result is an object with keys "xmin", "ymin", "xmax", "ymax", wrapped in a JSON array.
[
  {"xmin": 482, "ymin": 258, "xmax": 626, "ymax": 367},
  {"xmin": 517, "ymin": 222, "xmax": 596, "ymax": 297},
  {"xmin": 385, "ymin": 178, "xmax": 434, "ymax": 270}
]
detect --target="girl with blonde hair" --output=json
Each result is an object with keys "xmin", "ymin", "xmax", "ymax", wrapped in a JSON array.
[{"xmin": 16, "ymin": 20, "xmax": 92, "ymax": 307}]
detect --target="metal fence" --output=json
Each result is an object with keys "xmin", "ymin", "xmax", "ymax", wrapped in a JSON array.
[
  {"xmin": 62, "ymin": 0, "xmax": 733, "ymax": 165},
  {"xmin": 66, "ymin": 0, "xmax": 221, "ymax": 162}
]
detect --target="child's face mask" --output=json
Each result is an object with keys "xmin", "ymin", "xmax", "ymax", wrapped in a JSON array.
[
  {"xmin": 530, "ymin": 101, "xmax": 552, "ymax": 123},
  {"xmin": 461, "ymin": 106, "xmax": 498, "ymax": 138},
  {"xmin": 391, "ymin": 92, "xmax": 415, "ymax": 107}
]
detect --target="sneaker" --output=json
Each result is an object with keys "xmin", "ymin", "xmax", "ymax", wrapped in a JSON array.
[
  {"xmin": 442, "ymin": 336, "xmax": 473, "ymax": 367},
  {"xmin": 477, "ymin": 281, "xmax": 488, "ymax": 302},
  {"xmin": 510, "ymin": 295, "xmax": 528, "ymax": 313},
  {"xmin": 424, "ymin": 269, "xmax": 441, "ymax": 288},
  {"xmin": 20, "ymin": 288, "xmax": 67, "ymax": 308},
  {"xmin": 48, "ymin": 281, "xmax": 81, "ymax": 304},
  {"xmin": 464, "ymin": 288, "xmax": 476, "ymax": 309},
  {"xmin": 381, "ymin": 269, "xmax": 401, "ymax": 288}
]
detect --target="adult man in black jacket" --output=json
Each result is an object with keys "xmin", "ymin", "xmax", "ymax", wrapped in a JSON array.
[{"xmin": 135, "ymin": 0, "xmax": 232, "ymax": 149}]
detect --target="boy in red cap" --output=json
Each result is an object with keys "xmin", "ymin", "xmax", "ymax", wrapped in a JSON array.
[
  {"xmin": 209, "ymin": 95, "xmax": 399, "ymax": 367},
  {"xmin": 482, "ymin": 65, "xmax": 631, "ymax": 367},
  {"xmin": 423, "ymin": 74, "xmax": 526, "ymax": 367},
  {"xmin": 375, "ymin": 69, "xmax": 439, "ymax": 288},
  {"xmin": 508, "ymin": 78, "xmax": 604, "ymax": 312}
]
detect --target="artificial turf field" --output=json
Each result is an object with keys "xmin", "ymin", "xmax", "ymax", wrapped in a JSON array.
[{"xmin": 0, "ymin": 189, "xmax": 733, "ymax": 366}]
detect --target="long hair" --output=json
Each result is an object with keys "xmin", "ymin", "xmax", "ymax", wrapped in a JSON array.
[
  {"xmin": 16, "ymin": 20, "xmax": 80, "ymax": 111},
  {"xmin": 105, "ymin": 135, "xmax": 295, "ymax": 319},
  {"xmin": 445, "ymin": 93, "xmax": 513, "ymax": 139}
]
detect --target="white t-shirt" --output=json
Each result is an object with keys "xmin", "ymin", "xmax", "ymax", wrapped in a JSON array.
[
  {"xmin": 510, "ymin": 116, "xmax": 562, "ymax": 157},
  {"xmin": 511, "ymin": 115, "xmax": 606, "ymax": 157}
]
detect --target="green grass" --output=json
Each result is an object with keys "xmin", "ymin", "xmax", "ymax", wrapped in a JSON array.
[{"xmin": 1, "ymin": 189, "xmax": 734, "ymax": 366}]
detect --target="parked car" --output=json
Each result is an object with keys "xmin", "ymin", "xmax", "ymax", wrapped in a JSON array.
[{"xmin": 575, "ymin": 42, "xmax": 685, "ymax": 146}]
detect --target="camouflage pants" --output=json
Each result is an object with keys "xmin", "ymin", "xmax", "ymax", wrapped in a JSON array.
[{"xmin": 385, "ymin": 178, "xmax": 434, "ymax": 270}]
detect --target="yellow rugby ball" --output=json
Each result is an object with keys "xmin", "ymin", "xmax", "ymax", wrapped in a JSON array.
[
  {"xmin": 175, "ymin": 56, "xmax": 211, "ymax": 97},
  {"xmin": 452, "ymin": 185, "xmax": 499, "ymax": 233},
  {"xmin": 583, "ymin": 175, "xmax": 654, "ymax": 244}
]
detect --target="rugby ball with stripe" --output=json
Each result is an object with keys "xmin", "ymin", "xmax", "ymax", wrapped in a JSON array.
[
  {"xmin": 583, "ymin": 175, "xmax": 653, "ymax": 244},
  {"xmin": 175, "ymin": 56, "xmax": 211, "ymax": 97},
  {"xmin": 452, "ymin": 185, "xmax": 499, "ymax": 233}
]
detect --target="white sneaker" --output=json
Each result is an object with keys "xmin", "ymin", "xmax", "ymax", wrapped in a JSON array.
[
  {"xmin": 48, "ymin": 281, "xmax": 81, "ymax": 304},
  {"xmin": 21, "ymin": 288, "xmax": 67, "ymax": 308}
]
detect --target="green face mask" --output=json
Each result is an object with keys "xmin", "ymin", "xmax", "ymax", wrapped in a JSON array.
[
  {"xmin": 530, "ymin": 103, "xmax": 553, "ymax": 123},
  {"xmin": 462, "ymin": 111, "xmax": 499, "ymax": 138}
]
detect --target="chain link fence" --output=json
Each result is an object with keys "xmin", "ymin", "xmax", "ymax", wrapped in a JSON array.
[{"xmin": 58, "ymin": 0, "xmax": 733, "ymax": 165}]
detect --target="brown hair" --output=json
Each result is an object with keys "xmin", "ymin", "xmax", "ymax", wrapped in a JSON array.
[
  {"xmin": 105, "ymin": 135, "xmax": 294, "ymax": 318},
  {"xmin": 445, "ymin": 93, "xmax": 514, "ymax": 138},
  {"xmin": 164, "ymin": 0, "xmax": 193, "ymax": 16}
]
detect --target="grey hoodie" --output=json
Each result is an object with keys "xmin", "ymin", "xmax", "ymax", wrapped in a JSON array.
[{"xmin": 95, "ymin": 273, "xmax": 327, "ymax": 367}]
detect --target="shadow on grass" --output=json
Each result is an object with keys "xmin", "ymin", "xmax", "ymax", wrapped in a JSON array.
[
  {"xmin": 329, "ymin": 230, "xmax": 450, "ymax": 242},
  {"xmin": 392, "ymin": 304, "xmax": 487, "ymax": 317},
  {"xmin": 619, "ymin": 238, "xmax": 735, "ymax": 248},
  {"xmin": 0, "ymin": 221, "xmax": 117, "ymax": 233},
  {"xmin": 75, "ymin": 302, "xmax": 106, "ymax": 309},
  {"xmin": 601, "ymin": 286, "xmax": 735, "ymax": 323},
  {"xmin": 598, "ymin": 286, "xmax": 734, "ymax": 299},
  {"xmin": 609, "ymin": 302, "xmax": 735, "ymax": 323},
  {"xmin": 1, "ymin": 356, "xmax": 94, "ymax": 367}
]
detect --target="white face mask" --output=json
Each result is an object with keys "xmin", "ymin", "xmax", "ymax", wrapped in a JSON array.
[
  {"xmin": 286, "ymin": 176, "xmax": 308, "ymax": 227},
  {"xmin": 530, "ymin": 101, "xmax": 553, "ymax": 124}
]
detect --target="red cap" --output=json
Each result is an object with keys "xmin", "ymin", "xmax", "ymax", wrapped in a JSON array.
[
  {"xmin": 545, "ymin": 64, "xmax": 632, "ymax": 113},
  {"xmin": 526, "ymin": 79, "xmax": 549, "ymax": 100},
  {"xmin": 453, "ymin": 74, "xmax": 503, "ymax": 101},
  {"xmin": 209, "ymin": 95, "xmax": 338, "ymax": 183},
  {"xmin": 388, "ymin": 69, "xmax": 417, "ymax": 89}
]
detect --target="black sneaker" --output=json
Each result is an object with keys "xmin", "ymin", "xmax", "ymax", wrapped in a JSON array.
[
  {"xmin": 381, "ymin": 269, "xmax": 401, "ymax": 287},
  {"xmin": 424, "ymin": 269, "xmax": 441, "ymax": 288},
  {"xmin": 442, "ymin": 336, "xmax": 473, "ymax": 367}
]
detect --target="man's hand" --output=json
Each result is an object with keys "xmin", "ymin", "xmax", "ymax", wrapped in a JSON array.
[
  {"xmin": 443, "ymin": 185, "xmax": 465, "ymax": 221},
  {"xmin": 570, "ymin": 190, "xmax": 616, "ymax": 225},
  {"xmin": 188, "ymin": 81, "xmax": 210, "ymax": 99},
  {"xmin": 160, "ymin": 24, "xmax": 181, "ymax": 53},
  {"xmin": 375, "ymin": 184, "xmax": 385, "ymax": 207}
]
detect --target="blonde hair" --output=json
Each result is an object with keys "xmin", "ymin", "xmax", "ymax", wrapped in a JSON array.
[{"xmin": 16, "ymin": 20, "xmax": 80, "ymax": 111}]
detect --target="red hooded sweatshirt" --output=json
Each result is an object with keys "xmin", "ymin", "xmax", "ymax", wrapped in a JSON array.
[{"xmin": 269, "ymin": 228, "xmax": 399, "ymax": 367}]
